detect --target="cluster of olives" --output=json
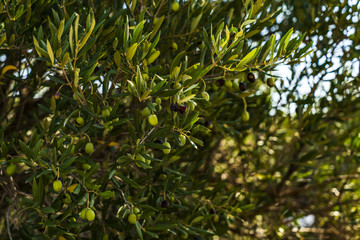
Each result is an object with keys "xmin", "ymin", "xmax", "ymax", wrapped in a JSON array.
[{"xmin": 214, "ymin": 72, "xmax": 276, "ymax": 92}]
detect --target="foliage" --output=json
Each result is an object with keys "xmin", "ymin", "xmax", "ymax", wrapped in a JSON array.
[{"xmin": 0, "ymin": 0, "xmax": 358, "ymax": 239}]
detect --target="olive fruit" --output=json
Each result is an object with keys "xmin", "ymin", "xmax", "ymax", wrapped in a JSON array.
[
  {"xmin": 239, "ymin": 82, "xmax": 247, "ymax": 91},
  {"xmin": 171, "ymin": 42, "xmax": 178, "ymax": 51},
  {"xmin": 53, "ymin": 180, "xmax": 63, "ymax": 192},
  {"xmin": 247, "ymin": 72, "xmax": 256, "ymax": 82},
  {"xmin": 201, "ymin": 91, "xmax": 210, "ymax": 101},
  {"xmin": 148, "ymin": 114, "xmax": 158, "ymax": 126},
  {"xmin": 82, "ymin": 163, "xmax": 91, "ymax": 170},
  {"xmin": 181, "ymin": 232, "xmax": 188, "ymax": 239},
  {"xmin": 225, "ymin": 80, "xmax": 233, "ymax": 88},
  {"xmin": 178, "ymin": 105, "xmax": 187, "ymax": 114},
  {"xmin": 156, "ymin": 97, "xmax": 162, "ymax": 105},
  {"xmin": 242, "ymin": 110, "xmax": 249, "ymax": 122},
  {"xmin": 59, "ymin": 236, "xmax": 66, "ymax": 240},
  {"xmin": 267, "ymin": 77, "xmax": 275, "ymax": 87},
  {"xmin": 85, "ymin": 142, "xmax": 94, "ymax": 154},
  {"xmin": 159, "ymin": 171, "xmax": 168, "ymax": 180},
  {"xmin": 128, "ymin": 213, "xmax": 137, "ymax": 224},
  {"xmin": 215, "ymin": 79, "xmax": 225, "ymax": 86},
  {"xmin": 170, "ymin": 103, "xmax": 179, "ymax": 112},
  {"xmin": 162, "ymin": 142, "xmax": 171, "ymax": 154},
  {"xmin": 135, "ymin": 154, "xmax": 146, "ymax": 167},
  {"xmin": 75, "ymin": 116, "xmax": 84, "ymax": 127},
  {"xmin": 86, "ymin": 208, "xmax": 95, "ymax": 221},
  {"xmin": 204, "ymin": 121, "xmax": 213, "ymax": 129},
  {"xmin": 54, "ymin": 92, "xmax": 61, "ymax": 100},
  {"xmin": 141, "ymin": 107, "xmax": 151, "ymax": 117},
  {"xmin": 171, "ymin": 1, "xmax": 180, "ymax": 11},
  {"xmin": 188, "ymin": 101, "xmax": 196, "ymax": 111},
  {"xmin": 6, "ymin": 164, "xmax": 17, "ymax": 176},
  {"xmin": 161, "ymin": 200, "xmax": 170, "ymax": 209},
  {"xmin": 133, "ymin": 207, "xmax": 141, "ymax": 214},
  {"xmin": 80, "ymin": 208, "xmax": 87, "ymax": 220},
  {"xmin": 154, "ymin": 139, "xmax": 163, "ymax": 145},
  {"xmin": 179, "ymin": 135, "xmax": 186, "ymax": 146},
  {"xmin": 101, "ymin": 108, "xmax": 111, "ymax": 118},
  {"xmin": 212, "ymin": 214, "xmax": 219, "ymax": 223}
]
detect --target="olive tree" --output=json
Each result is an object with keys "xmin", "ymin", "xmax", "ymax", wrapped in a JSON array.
[{"xmin": 0, "ymin": 0, "xmax": 322, "ymax": 239}]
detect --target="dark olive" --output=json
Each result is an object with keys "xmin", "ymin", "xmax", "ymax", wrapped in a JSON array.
[
  {"xmin": 161, "ymin": 200, "xmax": 170, "ymax": 209},
  {"xmin": 204, "ymin": 121, "xmax": 213, "ymax": 129},
  {"xmin": 215, "ymin": 79, "xmax": 225, "ymax": 86},
  {"xmin": 247, "ymin": 72, "xmax": 256, "ymax": 82},
  {"xmin": 170, "ymin": 103, "xmax": 179, "ymax": 112},
  {"xmin": 239, "ymin": 82, "xmax": 247, "ymax": 91},
  {"xmin": 178, "ymin": 105, "xmax": 187, "ymax": 114}
]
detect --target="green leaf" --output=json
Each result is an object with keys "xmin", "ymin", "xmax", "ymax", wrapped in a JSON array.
[
  {"xmin": 150, "ymin": 16, "xmax": 164, "ymax": 40},
  {"xmin": 46, "ymin": 40, "xmax": 54, "ymax": 65},
  {"xmin": 79, "ymin": 15, "xmax": 96, "ymax": 51},
  {"xmin": 117, "ymin": 174, "xmax": 141, "ymax": 188},
  {"xmin": 19, "ymin": 140, "xmax": 34, "ymax": 159},
  {"xmin": 135, "ymin": 222, "xmax": 144, "ymax": 240},
  {"xmin": 235, "ymin": 47, "xmax": 260, "ymax": 70},
  {"xmin": 132, "ymin": 20, "xmax": 145, "ymax": 44},
  {"xmin": 41, "ymin": 207, "xmax": 55, "ymax": 214},
  {"xmin": 191, "ymin": 13, "xmax": 203, "ymax": 32},
  {"xmin": 57, "ymin": 19, "xmax": 65, "ymax": 42},
  {"xmin": 171, "ymin": 51, "xmax": 185, "ymax": 74},
  {"xmin": 126, "ymin": 43, "xmax": 138, "ymax": 61},
  {"xmin": 98, "ymin": 190, "xmax": 115, "ymax": 199}
]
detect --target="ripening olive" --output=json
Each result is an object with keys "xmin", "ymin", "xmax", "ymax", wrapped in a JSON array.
[{"xmin": 247, "ymin": 72, "xmax": 256, "ymax": 82}]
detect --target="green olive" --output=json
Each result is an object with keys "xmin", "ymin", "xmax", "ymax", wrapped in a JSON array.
[
  {"xmin": 80, "ymin": 208, "xmax": 87, "ymax": 220},
  {"xmin": 101, "ymin": 109, "xmax": 111, "ymax": 118},
  {"xmin": 141, "ymin": 107, "xmax": 151, "ymax": 117},
  {"xmin": 242, "ymin": 110, "xmax": 249, "ymax": 122},
  {"xmin": 75, "ymin": 116, "xmax": 84, "ymax": 127},
  {"xmin": 86, "ymin": 209, "xmax": 95, "ymax": 221},
  {"xmin": 128, "ymin": 213, "xmax": 137, "ymax": 224},
  {"xmin": 6, "ymin": 164, "xmax": 17, "ymax": 176},
  {"xmin": 85, "ymin": 142, "xmax": 94, "ymax": 154},
  {"xmin": 148, "ymin": 114, "xmax": 158, "ymax": 126},
  {"xmin": 179, "ymin": 135, "xmax": 186, "ymax": 146},
  {"xmin": 82, "ymin": 163, "xmax": 91, "ymax": 170},
  {"xmin": 171, "ymin": 1, "xmax": 180, "ymax": 11},
  {"xmin": 162, "ymin": 142, "xmax": 171, "ymax": 154},
  {"xmin": 53, "ymin": 180, "xmax": 63, "ymax": 192}
]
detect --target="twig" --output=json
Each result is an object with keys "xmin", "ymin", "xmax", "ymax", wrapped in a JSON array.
[
  {"xmin": 6, "ymin": 208, "xmax": 13, "ymax": 240},
  {"xmin": 139, "ymin": 127, "xmax": 156, "ymax": 145}
]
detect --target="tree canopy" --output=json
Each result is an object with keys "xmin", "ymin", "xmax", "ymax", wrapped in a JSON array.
[{"xmin": 1, "ymin": 0, "xmax": 359, "ymax": 239}]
